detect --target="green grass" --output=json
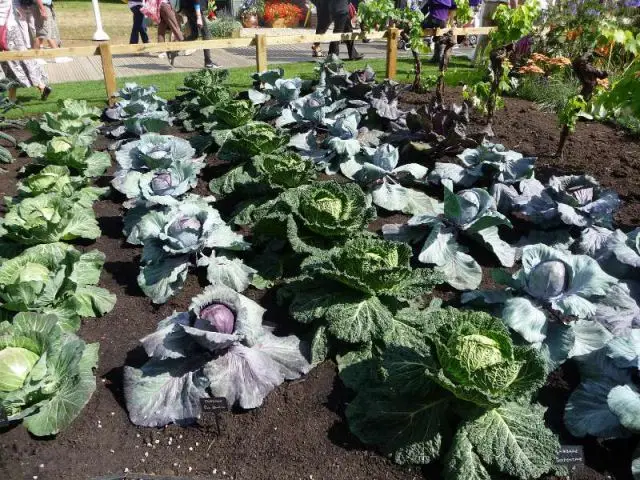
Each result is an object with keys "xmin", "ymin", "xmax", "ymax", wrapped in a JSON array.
[{"xmin": 8, "ymin": 56, "xmax": 481, "ymax": 118}]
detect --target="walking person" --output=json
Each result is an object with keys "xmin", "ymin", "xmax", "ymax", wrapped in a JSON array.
[
  {"xmin": 33, "ymin": 0, "xmax": 61, "ymax": 50},
  {"xmin": 0, "ymin": 0, "xmax": 52, "ymax": 101},
  {"xmin": 156, "ymin": 0, "xmax": 184, "ymax": 66},
  {"xmin": 311, "ymin": 0, "xmax": 363, "ymax": 60},
  {"xmin": 421, "ymin": 0, "xmax": 457, "ymax": 63},
  {"xmin": 179, "ymin": 0, "xmax": 217, "ymax": 68},
  {"xmin": 129, "ymin": 0, "xmax": 149, "ymax": 44}
]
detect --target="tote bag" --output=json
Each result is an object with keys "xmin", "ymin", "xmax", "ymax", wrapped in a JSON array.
[{"xmin": 141, "ymin": 0, "xmax": 162, "ymax": 24}]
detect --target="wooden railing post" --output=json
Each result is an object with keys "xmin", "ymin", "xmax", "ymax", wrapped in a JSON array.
[
  {"xmin": 98, "ymin": 43, "xmax": 117, "ymax": 106},
  {"xmin": 386, "ymin": 28, "xmax": 399, "ymax": 80},
  {"xmin": 255, "ymin": 34, "xmax": 267, "ymax": 73}
]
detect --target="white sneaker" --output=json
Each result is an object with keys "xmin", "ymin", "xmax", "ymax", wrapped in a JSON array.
[
  {"xmin": 182, "ymin": 49, "xmax": 196, "ymax": 56},
  {"xmin": 54, "ymin": 57, "xmax": 73, "ymax": 63},
  {"xmin": 35, "ymin": 59, "xmax": 46, "ymax": 65},
  {"xmin": 158, "ymin": 52, "xmax": 167, "ymax": 58}
]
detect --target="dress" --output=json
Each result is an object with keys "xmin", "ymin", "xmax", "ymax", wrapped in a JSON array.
[{"xmin": 0, "ymin": 0, "xmax": 48, "ymax": 87}]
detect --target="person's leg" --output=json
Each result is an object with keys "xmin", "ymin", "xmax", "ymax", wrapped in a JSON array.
[
  {"xmin": 313, "ymin": 0, "xmax": 331, "ymax": 54},
  {"xmin": 425, "ymin": 17, "xmax": 447, "ymax": 63},
  {"xmin": 340, "ymin": 10, "xmax": 361, "ymax": 59},
  {"xmin": 130, "ymin": 6, "xmax": 140, "ymax": 44},
  {"xmin": 138, "ymin": 7, "xmax": 149, "ymax": 43},
  {"xmin": 160, "ymin": 4, "xmax": 184, "ymax": 41},
  {"xmin": 200, "ymin": 19, "xmax": 214, "ymax": 66}
]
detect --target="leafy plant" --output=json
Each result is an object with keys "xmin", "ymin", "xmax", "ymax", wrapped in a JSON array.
[
  {"xmin": 113, "ymin": 133, "xmax": 204, "ymax": 192},
  {"xmin": 0, "ymin": 243, "xmax": 116, "ymax": 330},
  {"xmin": 7, "ymin": 165, "xmax": 108, "ymax": 208},
  {"xmin": 462, "ymin": 244, "xmax": 633, "ymax": 369},
  {"xmin": 0, "ymin": 312, "xmax": 99, "ymax": 437},
  {"xmin": 174, "ymin": 69, "xmax": 233, "ymax": 132},
  {"xmin": 133, "ymin": 195, "xmax": 252, "ymax": 304},
  {"xmin": 487, "ymin": 0, "xmax": 541, "ymax": 54},
  {"xmin": 279, "ymin": 237, "xmax": 442, "ymax": 365},
  {"xmin": 124, "ymin": 284, "xmax": 310, "ymax": 427},
  {"xmin": 208, "ymin": 121, "xmax": 290, "ymax": 160},
  {"xmin": 565, "ymin": 336, "xmax": 640, "ymax": 439},
  {"xmin": 343, "ymin": 307, "xmax": 559, "ymax": 480},
  {"xmin": 20, "ymin": 136, "xmax": 112, "ymax": 178},
  {"xmin": 580, "ymin": 226, "xmax": 640, "ymax": 281},
  {"xmin": 383, "ymin": 180, "xmax": 515, "ymax": 290},
  {"xmin": 495, "ymin": 174, "xmax": 620, "ymax": 229},
  {"xmin": 556, "ymin": 94, "xmax": 593, "ymax": 157},
  {"xmin": 253, "ymin": 181, "xmax": 376, "ymax": 256},
  {"xmin": 208, "ymin": 16, "xmax": 242, "ymax": 38},
  {"xmin": 104, "ymin": 83, "xmax": 168, "ymax": 121},
  {"xmin": 0, "ymin": 193, "xmax": 101, "ymax": 256},
  {"xmin": 428, "ymin": 141, "xmax": 536, "ymax": 188},
  {"xmin": 208, "ymin": 151, "xmax": 317, "ymax": 224},
  {"xmin": 340, "ymin": 143, "xmax": 440, "ymax": 215},
  {"xmin": 25, "ymin": 99, "xmax": 102, "ymax": 146}
]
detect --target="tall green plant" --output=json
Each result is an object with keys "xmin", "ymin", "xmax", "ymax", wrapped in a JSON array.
[{"xmin": 487, "ymin": 0, "xmax": 541, "ymax": 53}]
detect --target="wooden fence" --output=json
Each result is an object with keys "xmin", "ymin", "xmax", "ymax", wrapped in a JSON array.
[{"xmin": 0, "ymin": 27, "xmax": 494, "ymax": 106}]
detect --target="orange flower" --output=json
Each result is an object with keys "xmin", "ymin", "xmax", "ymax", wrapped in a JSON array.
[
  {"xmin": 518, "ymin": 64, "xmax": 545, "ymax": 75},
  {"xmin": 546, "ymin": 56, "xmax": 571, "ymax": 67},
  {"xmin": 596, "ymin": 78, "xmax": 610, "ymax": 89},
  {"xmin": 531, "ymin": 53, "xmax": 550, "ymax": 63},
  {"xmin": 566, "ymin": 29, "xmax": 580, "ymax": 41}
]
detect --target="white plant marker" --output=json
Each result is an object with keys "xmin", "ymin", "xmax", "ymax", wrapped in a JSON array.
[{"xmin": 91, "ymin": 0, "xmax": 110, "ymax": 41}]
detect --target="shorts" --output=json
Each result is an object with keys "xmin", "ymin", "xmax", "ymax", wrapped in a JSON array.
[{"xmin": 35, "ymin": 5, "xmax": 59, "ymax": 40}]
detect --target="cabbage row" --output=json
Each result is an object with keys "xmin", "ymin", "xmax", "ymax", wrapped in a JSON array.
[{"xmin": 0, "ymin": 100, "xmax": 116, "ymax": 436}]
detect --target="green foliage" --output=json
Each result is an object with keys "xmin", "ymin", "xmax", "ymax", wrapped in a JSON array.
[
  {"xmin": 0, "ymin": 312, "xmax": 99, "ymax": 437},
  {"xmin": 208, "ymin": 17, "xmax": 242, "ymax": 38},
  {"xmin": 0, "ymin": 243, "xmax": 116, "ymax": 331},
  {"xmin": 558, "ymin": 94, "xmax": 591, "ymax": 132},
  {"xmin": 254, "ymin": 181, "xmax": 377, "ymax": 255},
  {"xmin": 215, "ymin": 121, "xmax": 290, "ymax": 162},
  {"xmin": 0, "ymin": 193, "xmax": 101, "ymax": 254},
  {"xmin": 489, "ymin": 0, "xmax": 541, "ymax": 50},
  {"xmin": 343, "ymin": 308, "xmax": 558, "ymax": 478},
  {"xmin": 280, "ymin": 237, "xmax": 442, "ymax": 363},
  {"xmin": 515, "ymin": 73, "xmax": 581, "ymax": 113}
]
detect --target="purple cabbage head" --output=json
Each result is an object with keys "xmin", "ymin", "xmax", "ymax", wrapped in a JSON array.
[
  {"xmin": 194, "ymin": 303, "xmax": 235, "ymax": 333},
  {"xmin": 168, "ymin": 216, "xmax": 202, "ymax": 248},
  {"xmin": 151, "ymin": 172, "xmax": 173, "ymax": 195}
]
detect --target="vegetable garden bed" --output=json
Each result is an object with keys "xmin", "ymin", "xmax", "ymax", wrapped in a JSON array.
[{"xmin": 0, "ymin": 66, "xmax": 639, "ymax": 480}]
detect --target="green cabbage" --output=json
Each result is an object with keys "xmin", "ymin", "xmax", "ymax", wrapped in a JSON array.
[{"xmin": 0, "ymin": 312, "xmax": 99, "ymax": 437}]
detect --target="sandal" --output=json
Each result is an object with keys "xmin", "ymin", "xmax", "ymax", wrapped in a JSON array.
[{"xmin": 311, "ymin": 45, "xmax": 326, "ymax": 58}]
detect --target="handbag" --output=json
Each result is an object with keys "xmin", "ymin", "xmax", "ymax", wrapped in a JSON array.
[
  {"xmin": 141, "ymin": 0, "xmax": 162, "ymax": 24},
  {"xmin": 0, "ymin": 2, "xmax": 13, "ymax": 51}
]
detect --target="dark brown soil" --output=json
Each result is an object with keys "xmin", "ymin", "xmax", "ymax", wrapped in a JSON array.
[{"xmin": 0, "ymin": 92, "xmax": 639, "ymax": 480}]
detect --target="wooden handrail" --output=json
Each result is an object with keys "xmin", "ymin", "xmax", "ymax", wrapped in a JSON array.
[{"xmin": 0, "ymin": 26, "xmax": 495, "ymax": 104}]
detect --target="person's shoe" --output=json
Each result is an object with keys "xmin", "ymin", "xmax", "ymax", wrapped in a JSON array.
[
  {"xmin": 362, "ymin": 38, "xmax": 371, "ymax": 43},
  {"xmin": 205, "ymin": 62, "xmax": 219, "ymax": 69},
  {"xmin": 348, "ymin": 53, "xmax": 364, "ymax": 61},
  {"xmin": 41, "ymin": 86, "xmax": 52, "ymax": 101},
  {"xmin": 167, "ymin": 52, "xmax": 176, "ymax": 67}
]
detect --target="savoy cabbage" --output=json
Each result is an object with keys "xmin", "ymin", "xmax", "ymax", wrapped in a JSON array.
[
  {"xmin": 344, "ymin": 307, "xmax": 559, "ymax": 480},
  {"xmin": 279, "ymin": 237, "xmax": 442, "ymax": 365}
]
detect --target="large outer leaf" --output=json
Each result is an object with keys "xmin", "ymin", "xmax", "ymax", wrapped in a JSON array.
[
  {"xmin": 565, "ymin": 376, "xmax": 631, "ymax": 439},
  {"xmin": 465, "ymin": 402, "xmax": 559, "ymax": 480},
  {"xmin": 608, "ymin": 385, "xmax": 640, "ymax": 433},
  {"xmin": 23, "ymin": 339, "xmax": 99, "ymax": 436},
  {"xmin": 123, "ymin": 358, "xmax": 209, "ymax": 427},
  {"xmin": 443, "ymin": 430, "xmax": 492, "ymax": 480},
  {"xmin": 203, "ymin": 338, "xmax": 309, "ymax": 410},
  {"xmin": 325, "ymin": 295, "xmax": 394, "ymax": 344},
  {"xmin": 345, "ymin": 346, "xmax": 450, "ymax": 465},
  {"xmin": 137, "ymin": 255, "xmax": 190, "ymax": 304},
  {"xmin": 370, "ymin": 181, "xmax": 442, "ymax": 215},
  {"xmin": 418, "ymin": 223, "xmax": 482, "ymax": 291}
]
